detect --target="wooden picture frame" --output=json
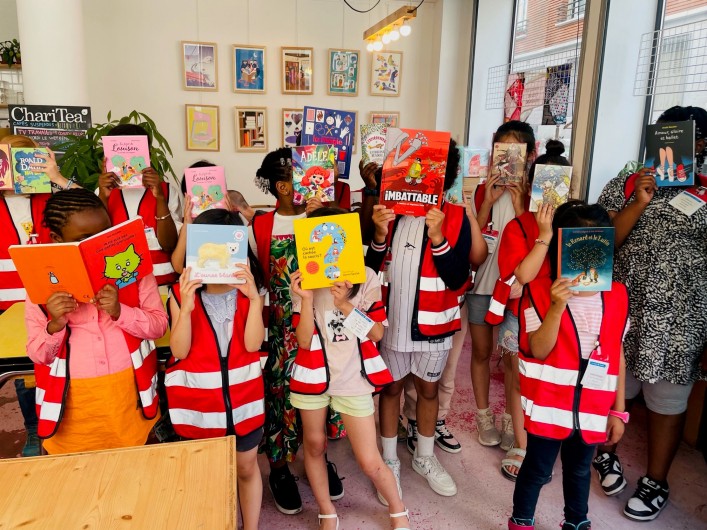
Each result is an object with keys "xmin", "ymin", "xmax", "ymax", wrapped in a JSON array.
[
  {"xmin": 181, "ymin": 41, "xmax": 218, "ymax": 91},
  {"xmin": 185, "ymin": 104, "xmax": 220, "ymax": 152},
  {"xmin": 235, "ymin": 106, "xmax": 268, "ymax": 152},
  {"xmin": 370, "ymin": 51, "xmax": 402, "ymax": 97},
  {"xmin": 327, "ymin": 48, "xmax": 359, "ymax": 96},
  {"xmin": 232, "ymin": 44, "xmax": 266, "ymax": 93},
  {"xmin": 281, "ymin": 47, "xmax": 314, "ymax": 95},
  {"xmin": 282, "ymin": 108, "xmax": 303, "ymax": 148},
  {"xmin": 370, "ymin": 111, "xmax": 400, "ymax": 127}
]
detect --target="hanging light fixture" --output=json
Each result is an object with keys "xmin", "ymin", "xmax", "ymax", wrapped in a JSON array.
[
  {"xmin": 366, "ymin": 41, "xmax": 375, "ymax": 52},
  {"xmin": 382, "ymin": 32, "xmax": 391, "ymax": 44},
  {"xmin": 372, "ymin": 38, "xmax": 384, "ymax": 52},
  {"xmin": 363, "ymin": 5, "xmax": 417, "ymax": 51},
  {"xmin": 400, "ymin": 21, "xmax": 412, "ymax": 37},
  {"xmin": 390, "ymin": 27, "xmax": 400, "ymax": 41}
]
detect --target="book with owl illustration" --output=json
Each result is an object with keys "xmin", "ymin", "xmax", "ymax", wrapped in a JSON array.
[
  {"xmin": 529, "ymin": 164, "xmax": 573, "ymax": 212},
  {"xmin": 186, "ymin": 224, "xmax": 249, "ymax": 284},
  {"xmin": 490, "ymin": 142, "xmax": 527, "ymax": 185},
  {"xmin": 360, "ymin": 123, "xmax": 387, "ymax": 165},
  {"xmin": 102, "ymin": 135, "xmax": 151, "ymax": 188},
  {"xmin": 8, "ymin": 218, "xmax": 153, "ymax": 304},
  {"xmin": 301, "ymin": 106, "xmax": 356, "ymax": 178},
  {"xmin": 292, "ymin": 145, "xmax": 337, "ymax": 205},
  {"xmin": 293, "ymin": 213, "xmax": 366, "ymax": 290},
  {"xmin": 0, "ymin": 144, "xmax": 12, "ymax": 190},
  {"xmin": 11, "ymin": 147, "xmax": 51, "ymax": 194},
  {"xmin": 558, "ymin": 227, "xmax": 614, "ymax": 292},
  {"xmin": 184, "ymin": 165, "xmax": 227, "ymax": 218}
]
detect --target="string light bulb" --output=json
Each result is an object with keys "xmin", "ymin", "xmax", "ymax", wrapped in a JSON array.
[
  {"xmin": 382, "ymin": 32, "xmax": 391, "ymax": 44},
  {"xmin": 366, "ymin": 41, "xmax": 375, "ymax": 52},
  {"xmin": 390, "ymin": 28, "xmax": 400, "ymax": 41},
  {"xmin": 400, "ymin": 22, "xmax": 412, "ymax": 37},
  {"xmin": 373, "ymin": 39, "xmax": 383, "ymax": 51}
]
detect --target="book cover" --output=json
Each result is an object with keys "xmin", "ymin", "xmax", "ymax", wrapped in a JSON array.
[
  {"xmin": 293, "ymin": 212, "xmax": 366, "ymax": 290},
  {"xmin": 11, "ymin": 148, "xmax": 51, "ymax": 194},
  {"xmin": 9, "ymin": 218, "xmax": 153, "ymax": 304},
  {"xmin": 460, "ymin": 147, "xmax": 490, "ymax": 178},
  {"xmin": 558, "ymin": 227, "xmax": 615, "ymax": 292},
  {"xmin": 644, "ymin": 120, "xmax": 695, "ymax": 187},
  {"xmin": 292, "ymin": 145, "xmax": 337, "ymax": 205},
  {"xmin": 0, "ymin": 144, "xmax": 12, "ymax": 191},
  {"xmin": 186, "ymin": 224, "xmax": 249, "ymax": 284},
  {"xmin": 529, "ymin": 164, "xmax": 573, "ymax": 212},
  {"xmin": 360, "ymin": 123, "xmax": 387, "ymax": 166},
  {"xmin": 301, "ymin": 106, "xmax": 356, "ymax": 178},
  {"xmin": 380, "ymin": 128, "xmax": 451, "ymax": 217},
  {"xmin": 102, "ymin": 135, "xmax": 151, "ymax": 188},
  {"xmin": 490, "ymin": 142, "xmax": 527, "ymax": 185},
  {"xmin": 445, "ymin": 168, "xmax": 464, "ymax": 206},
  {"xmin": 184, "ymin": 165, "xmax": 227, "ymax": 218}
]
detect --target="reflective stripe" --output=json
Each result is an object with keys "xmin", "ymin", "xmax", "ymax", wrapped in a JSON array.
[
  {"xmin": 0, "ymin": 259, "xmax": 17, "ymax": 272},
  {"xmin": 153, "ymin": 262, "xmax": 175, "ymax": 276},
  {"xmin": 526, "ymin": 401, "xmax": 574, "ymax": 430},
  {"xmin": 165, "ymin": 362, "xmax": 261, "ymax": 389},
  {"xmin": 578, "ymin": 412, "xmax": 609, "ymax": 433},
  {"xmin": 39, "ymin": 400, "xmax": 62, "ymax": 422},
  {"xmin": 520, "ymin": 360, "xmax": 618, "ymax": 391},
  {"xmin": 130, "ymin": 340, "xmax": 155, "ymax": 370},
  {"xmin": 170, "ymin": 408, "xmax": 226, "ymax": 429},
  {"xmin": 363, "ymin": 355, "xmax": 388, "ymax": 374},
  {"xmin": 36, "ymin": 387, "xmax": 45, "ymax": 406},
  {"xmin": 139, "ymin": 373, "xmax": 159, "ymax": 406},
  {"xmin": 487, "ymin": 298, "xmax": 506, "ymax": 317},
  {"xmin": 419, "ymin": 276, "xmax": 446, "ymax": 292},
  {"xmin": 291, "ymin": 363, "xmax": 327, "ymax": 385},
  {"xmin": 49, "ymin": 358, "xmax": 67, "ymax": 378},
  {"xmin": 0, "ymin": 287, "xmax": 26, "ymax": 301},
  {"xmin": 418, "ymin": 306, "xmax": 459, "ymax": 326},
  {"xmin": 232, "ymin": 399, "xmax": 264, "ymax": 424},
  {"xmin": 310, "ymin": 334, "xmax": 322, "ymax": 351}
]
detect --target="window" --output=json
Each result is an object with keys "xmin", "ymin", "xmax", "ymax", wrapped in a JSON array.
[
  {"xmin": 516, "ymin": 0, "xmax": 528, "ymax": 36},
  {"xmin": 567, "ymin": 0, "xmax": 586, "ymax": 20}
]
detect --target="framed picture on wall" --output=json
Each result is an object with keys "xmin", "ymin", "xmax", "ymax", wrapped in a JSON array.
[
  {"xmin": 235, "ymin": 106, "xmax": 268, "ymax": 152},
  {"xmin": 281, "ymin": 47, "xmax": 313, "ymax": 95},
  {"xmin": 370, "ymin": 111, "xmax": 400, "ymax": 127},
  {"xmin": 282, "ymin": 108, "xmax": 303, "ymax": 148},
  {"xmin": 328, "ymin": 48, "xmax": 359, "ymax": 96},
  {"xmin": 185, "ymin": 104, "xmax": 220, "ymax": 151},
  {"xmin": 233, "ymin": 45, "xmax": 266, "ymax": 93},
  {"xmin": 370, "ymin": 51, "xmax": 402, "ymax": 97},
  {"xmin": 181, "ymin": 41, "xmax": 218, "ymax": 91}
]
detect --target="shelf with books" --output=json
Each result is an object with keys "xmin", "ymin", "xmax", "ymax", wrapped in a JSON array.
[{"xmin": 234, "ymin": 106, "xmax": 267, "ymax": 152}]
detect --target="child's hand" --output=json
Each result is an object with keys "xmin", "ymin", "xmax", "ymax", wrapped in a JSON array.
[
  {"xmin": 46, "ymin": 292, "xmax": 77, "ymax": 332},
  {"xmin": 32, "ymin": 150, "xmax": 63, "ymax": 184},
  {"xmin": 179, "ymin": 267, "xmax": 202, "ymax": 314},
  {"xmin": 535, "ymin": 203, "xmax": 554, "ymax": 242},
  {"xmin": 606, "ymin": 415, "xmax": 625, "ymax": 444},
  {"xmin": 95, "ymin": 284, "xmax": 121, "ymax": 319},
  {"xmin": 97, "ymin": 172, "xmax": 121, "ymax": 201},
  {"xmin": 372, "ymin": 204, "xmax": 395, "ymax": 242},
  {"xmin": 634, "ymin": 168, "xmax": 658, "ymax": 206},
  {"xmin": 550, "ymin": 278, "xmax": 574, "ymax": 309},
  {"xmin": 483, "ymin": 174, "xmax": 504, "ymax": 205},
  {"xmin": 425, "ymin": 207, "xmax": 445, "ymax": 246},
  {"xmin": 507, "ymin": 181, "xmax": 527, "ymax": 216},
  {"xmin": 232, "ymin": 263, "xmax": 259, "ymax": 301},
  {"xmin": 142, "ymin": 168, "xmax": 165, "ymax": 199},
  {"xmin": 359, "ymin": 161, "xmax": 380, "ymax": 190},
  {"xmin": 330, "ymin": 281, "xmax": 353, "ymax": 310},
  {"xmin": 290, "ymin": 270, "xmax": 312, "ymax": 300},
  {"xmin": 183, "ymin": 194, "xmax": 194, "ymax": 224},
  {"xmin": 306, "ymin": 197, "xmax": 325, "ymax": 215}
]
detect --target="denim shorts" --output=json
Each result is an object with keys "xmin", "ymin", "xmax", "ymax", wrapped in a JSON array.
[
  {"xmin": 466, "ymin": 294, "xmax": 492, "ymax": 325},
  {"xmin": 497, "ymin": 311, "xmax": 519, "ymax": 353}
]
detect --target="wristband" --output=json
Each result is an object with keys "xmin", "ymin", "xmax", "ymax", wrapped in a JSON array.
[
  {"xmin": 363, "ymin": 187, "xmax": 379, "ymax": 197},
  {"xmin": 155, "ymin": 213, "xmax": 171, "ymax": 221},
  {"xmin": 535, "ymin": 238, "xmax": 549, "ymax": 247},
  {"xmin": 609, "ymin": 410, "xmax": 630, "ymax": 424},
  {"xmin": 64, "ymin": 177, "xmax": 76, "ymax": 190}
]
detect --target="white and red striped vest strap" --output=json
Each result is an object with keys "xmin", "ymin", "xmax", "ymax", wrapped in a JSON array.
[{"xmin": 484, "ymin": 274, "xmax": 516, "ymax": 326}]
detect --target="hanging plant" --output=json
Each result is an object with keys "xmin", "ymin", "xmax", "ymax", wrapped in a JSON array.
[{"xmin": 0, "ymin": 39, "xmax": 21, "ymax": 67}]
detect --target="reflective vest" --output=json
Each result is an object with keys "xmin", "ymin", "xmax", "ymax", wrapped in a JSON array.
[
  {"xmin": 290, "ymin": 301, "xmax": 393, "ymax": 395},
  {"xmin": 0, "ymin": 194, "xmax": 51, "ymax": 310},
  {"xmin": 518, "ymin": 277, "xmax": 629, "ymax": 444},
  {"xmin": 252, "ymin": 210, "xmax": 275, "ymax": 288},
  {"xmin": 107, "ymin": 183, "xmax": 178, "ymax": 285},
  {"xmin": 165, "ymin": 284, "xmax": 265, "ymax": 438},
  {"xmin": 33, "ymin": 281, "xmax": 160, "ymax": 439}
]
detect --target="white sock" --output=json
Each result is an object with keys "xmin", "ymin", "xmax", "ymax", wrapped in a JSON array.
[
  {"xmin": 478, "ymin": 407, "xmax": 490, "ymax": 415},
  {"xmin": 416, "ymin": 433, "xmax": 435, "ymax": 457},
  {"xmin": 381, "ymin": 436, "xmax": 398, "ymax": 462}
]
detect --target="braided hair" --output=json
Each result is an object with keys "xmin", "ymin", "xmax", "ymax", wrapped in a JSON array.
[
  {"xmin": 43, "ymin": 188, "xmax": 107, "ymax": 235},
  {"xmin": 254, "ymin": 147, "xmax": 293, "ymax": 197}
]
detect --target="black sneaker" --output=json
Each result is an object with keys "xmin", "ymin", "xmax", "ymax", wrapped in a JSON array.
[
  {"xmin": 327, "ymin": 460, "xmax": 345, "ymax": 500},
  {"xmin": 592, "ymin": 452, "xmax": 627, "ymax": 496},
  {"xmin": 406, "ymin": 418, "xmax": 417, "ymax": 455},
  {"xmin": 624, "ymin": 476, "xmax": 669, "ymax": 521},
  {"xmin": 268, "ymin": 467, "xmax": 303, "ymax": 515},
  {"xmin": 435, "ymin": 419, "xmax": 461, "ymax": 454}
]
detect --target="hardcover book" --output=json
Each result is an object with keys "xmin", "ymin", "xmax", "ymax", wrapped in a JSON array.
[
  {"xmin": 360, "ymin": 123, "xmax": 387, "ymax": 166},
  {"xmin": 529, "ymin": 164, "xmax": 573, "ymax": 212},
  {"xmin": 445, "ymin": 170, "xmax": 464, "ymax": 205},
  {"xmin": 380, "ymin": 128, "xmax": 451, "ymax": 217},
  {"xmin": 102, "ymin": 135, "xmax": 151, "ymax": 188},
  {"xmin": 301, "ymin": 106, "xmax": 356, "ymax": 178},
  {"xmin": 644, "ymin": 120, "xmax": 695, "ymax": 187},
  {"xmin": 0, "ymin": 144, "xmax": 12, "ymax": 191},
  {"xmin": 9, "ymin": 218, "xmax": 154, "ymax": 304},
  {"xmin": 292, "ymin": 145, "xmax": 337, "ymax": 205},
  {"xmin": 11, "ymin": 148, "xmax": 51, "ymax": 194},
  {"xmin": 460, "ymin": 147, "xmax": 490, "ymax": 178},
  {"xmin": 184, "ymin": 165, "xmax": 227, "ymax": 218},
  {"xmin": 293, "ymin": 212, "xmax": 366, "ymax": 290},
  {"xmin": 558, "ymin": 227, "xmax": 615, "ymax": 292},
  {"xmin": 186, "ymin": 224, "xmax": 249, "ymax": 284},
  {"xmin": 490, "ymin": 142, "xmax": 527, "ymax": 185}
]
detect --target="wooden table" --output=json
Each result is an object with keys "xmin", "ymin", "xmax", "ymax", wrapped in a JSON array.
[{"xmin": 0, "ymin": 437, "xmax": 237, "ymax": 529}]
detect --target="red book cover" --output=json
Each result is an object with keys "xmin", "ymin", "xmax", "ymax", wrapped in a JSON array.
[{"xmin": 380, "ymin": 128, "xmax": 451, "ymax": 216}]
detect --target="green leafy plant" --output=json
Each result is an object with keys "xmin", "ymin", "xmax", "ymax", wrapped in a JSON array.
[
  {"xmin": 0, "ymin": 39, "xmax": 21, "ymax": 67},
  {"xmin": 56, "ymin": 111, "xmax": 175, "ymax": 190}
]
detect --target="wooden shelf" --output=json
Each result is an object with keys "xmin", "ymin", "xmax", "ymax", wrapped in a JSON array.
[{"xmin": 0, "ymin": 64, "xmax": 21, "ymax": 70}]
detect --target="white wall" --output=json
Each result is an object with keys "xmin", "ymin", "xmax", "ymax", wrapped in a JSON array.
[{"xmin": 0, "ymin": 0, "xmax": 19, "ymax": 41}]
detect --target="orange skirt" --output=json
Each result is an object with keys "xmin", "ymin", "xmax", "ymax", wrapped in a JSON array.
[{"xmin": 43, "ymin": 367, "xmax": 158, "ymax": 455}]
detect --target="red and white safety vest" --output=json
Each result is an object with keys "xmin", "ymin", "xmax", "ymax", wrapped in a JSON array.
[
  {"xmin": 0, "ymin": 194, "xmax": 51, "ymax": 310},
  {"xmin": 33, "ymin": 280, "xmax": 160, "ymax": 439},
  {"xmin": 165, "ymin": 284, "xmax": 265, "ymax": 438},
  {"xmin": 518, "ymin": 277, "xmax": 629, "ymax": 444},
  {"xmin": 107, "ymin": 182, "xmax": 178, "ymax": 286}
]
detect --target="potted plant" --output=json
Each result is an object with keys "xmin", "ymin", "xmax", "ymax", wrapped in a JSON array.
[{"xmin": 0, "ymin": 39, "xmax": 21, "ymax": 67}]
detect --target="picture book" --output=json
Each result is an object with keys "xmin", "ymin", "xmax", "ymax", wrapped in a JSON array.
[
  {"xmin": 8, "ymin": 218, "xmax": 153, "ymax": 304},
  {"xmin": 529, "ymin": 164, "xmax": 573, "ymax": 212},
  {"xmin": 293, "ymin": 212, "xmax": 366, "ymax": 290},
  {"xmin": 0, "ymin": 144, "xmax": 11, "ymax": 191},
  {"xmin": 360, "ymin": 123, "xmax": 387, "ymax": 166},
  {"xmin": 644, "ymin": 120, "xmax": 695, "ymax": 187},
  {"xmin": 292, "ymin": 145, "xmax": 337, "ymax": 205},
  {"xmin": 558, "ymin": 227, "xmax": 615, "ymax": 292},
  {"xmin": 11, "ymin": 147, "xmax": 51, "ymax": 194},
  {"xmin": 102, "ymin": 135, "xmax": 151, "ymax": 188},
  {"xmin": 380, "ymin": 128, "xmax": 451, "ymax": 217},
  {"xmin": 185, "ymin": 224, "xmax": 249, "ymax": 284},
  {"xmin": 445, "ymin": 170, "xmax": 464, "ymax": 205},
  {"xmin": 459, "ymin": 147, "xmax": 490, "ymax": 178},
  {"xmin": 490, "ymin": 142, "xmax": 527, "ymax": 185},
  {"xmin": 301, "ymin": 106, "xmax": 356, "ymax": 178},
  {"xmin": 184, "ymin": 165, "xmax": 227, "ymax": 218}
]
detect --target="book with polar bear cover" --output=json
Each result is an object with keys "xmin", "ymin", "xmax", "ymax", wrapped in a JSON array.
[{"xmin": 186, "ymin": 224, "xmax": 249, "ymax": 284}]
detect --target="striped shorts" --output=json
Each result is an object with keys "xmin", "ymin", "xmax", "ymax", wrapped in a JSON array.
[{"xmin": 379, "ymin": 345, "xmax": 450, "ymax": 383}]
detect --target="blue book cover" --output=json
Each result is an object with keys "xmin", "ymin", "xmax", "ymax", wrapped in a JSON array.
[
  {"xmin": 558, "ymin": 227, "xmax": 615, "ymax": 292},
  {"xmin": 644, "ymin": 120, "xmax": 695, "ymax": 187},
  {"xmin": 186, "ymin": 225, "xmax": 249, "ymax": 284},
  {"xmin": 302, "ymin": 106, "xmax": 356, "ymax": 178}
]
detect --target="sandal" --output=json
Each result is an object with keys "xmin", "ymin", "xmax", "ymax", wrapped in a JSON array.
[
  {"xmin": 501, "ymin": 448, "xmax": 526, "ymax": 482},
  {"xmin": 390, "ymin": 508, "xmax": 411, "ymax": 530},
  {"xmin": 318, "ymin": 513, "xmax": 339, "ymax": 530}
]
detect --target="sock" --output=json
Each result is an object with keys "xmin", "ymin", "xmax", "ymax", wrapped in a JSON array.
[
  {"xmin": 478, "ymin": 407, "xmax": 490, "ymax": 415},
  {"xmin": 381, "ymin": 436, "xmax": 398, "ymax": 461},
  {"xmin": 270, "ymin": 464, "xmax": 289, "ymax": 479},
  {"xmin": 416, "ymin": 433, "xmax": 435, "ymax": 457}
]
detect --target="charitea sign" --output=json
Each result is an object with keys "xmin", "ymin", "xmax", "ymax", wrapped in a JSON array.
[{"xmin": 9, "ymin": 105, "xmax": 92, "ymax": 155}]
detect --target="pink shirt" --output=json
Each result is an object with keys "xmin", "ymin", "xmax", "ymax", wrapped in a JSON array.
[{"xmin": 26, "ymin": 274, "xmax": 167, "ymax": 379}]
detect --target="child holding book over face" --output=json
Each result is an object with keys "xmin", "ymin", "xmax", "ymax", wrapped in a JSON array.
[
  {"xmin": 25, "ymin": 189, "xmax": 167, "ymax": 455},
  {"xmin": 166, "ymin": 209, "xmax": 265, "ymax": 530},
  {"xmin": 509, "ymin": 202, "xmax": 629, "ymax": 530}
]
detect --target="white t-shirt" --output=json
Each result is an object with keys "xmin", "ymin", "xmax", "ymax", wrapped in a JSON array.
[
  {"xmin": 248, "ymin": 211, "xmax": 306, "ymax": 256},
  {"xmin": 4, "ymin": 195, "xmax": 34, "ymax": 244}
]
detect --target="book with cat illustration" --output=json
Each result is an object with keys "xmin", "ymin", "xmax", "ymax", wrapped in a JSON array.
[
  {"xmin": 9, "ymin": 218, "xmax": 154, "ymax": 304},
  {"xmin": 184, "ymin": 165, "xmax": 227, "ymax": 218},
  {"xmin": 0, "ymin": 144, "xmax": 12, "ymax": 191},
  {"xmin": 186, "ymin": 224, "xmax": 249, "ymax": 284},
  {"xmin": 557, "ymin": 227, "xmax": 615, "ymax": 292},
  {"xmin": 360, "ymin": 123, "xmax": 387, "ymax": 166},
  {"xmin": 529, "ymin": 164, "xmax": 573, "ymax": 212},
  {"xmin": 292, "ymin": 145, "xmax": 337, "ymax": 205},
  {"xmin": 644, "ymin": 120, "xmax": 695, "ymax": 187},
  {"xmin": 490, "ymin": 142, "xmax": 527, "ymax": 185},
  {"xmin": 102, "ymin": 135, "xmax": 151, "ymax": 188},
  {"xmin": 293, "ymin": 212, "xmax": 366, "ymax": 290},
  {"xmin": 301, "ymin": 106, "xmax": 356, "ymax": 178},
  {"xmin": 11, "ymin": 147, "xmax": 51, "ymax": 194}
]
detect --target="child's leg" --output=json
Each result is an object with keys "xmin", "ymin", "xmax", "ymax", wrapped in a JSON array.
[
  {"xmin": 299, "ymin": 406, "xmax": 337, "ymax": 527},
  {"xmin": 470, "ymin": 322, "xmax": 494, "ymax": 409},
  {"xmin": 412, "ymin": 375, "xmax": 440, "ymax": 441},
  {"xmin": 236, "ymin": 445, "xmax": 263, "ymax": 530},
  {"xmin": 512, "ymin": 433, "xmax": 562, "ymax": 523},
  {"xmin": 510, "ymin": 355, "xmax": 527, "ymax": 450},
  {"xmin": 380, "ymin": 378, "xmax": 406, "ymax": 451},
  {"xmin": 559, "ymin": 432, "xmax": 596, "ymax": 525}
]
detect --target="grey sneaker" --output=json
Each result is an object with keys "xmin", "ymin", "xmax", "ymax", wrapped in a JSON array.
[
  {"xmin": 500, "ymin": 413, "xmax": 514, "ymax": 451},
  {"xmin": 475, "ymin": 409, "xmax": 501, "ymax": 446},
  {"xmin": 376, "ymin": 458, "xmax": 402, "ymax": 506},
  {"xmin": 412, "ymin": 452, "xmax": 457, "ymax": 496}
]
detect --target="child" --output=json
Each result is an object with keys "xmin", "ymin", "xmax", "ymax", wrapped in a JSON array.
[
  {"xmin": 166, "ymin": 209, "xmax": 265, "ymax": 530},
  {"xmin": 509, "ymin": 202, "xmax": 629, "ymax": 530},
  {"xmin": 25, "ymin": 188, "xmax": 167, "ymax": 455},
  {"xmin": 290, "ymin": 206, "xmax": 410, "ymax": 530}
]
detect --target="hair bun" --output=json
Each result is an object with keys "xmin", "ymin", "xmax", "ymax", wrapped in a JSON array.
[{"xmin": 545, "ymin": 140, "xmax": 565, "ymax": 157}]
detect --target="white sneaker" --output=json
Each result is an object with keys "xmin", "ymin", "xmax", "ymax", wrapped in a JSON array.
[
  {"xmin": 376, "ymin": 458, "xmax": 402, "ymax": 506},
  {"xmin": 412, "ymin": 452, "xmax": 457, "ymax": 496}
]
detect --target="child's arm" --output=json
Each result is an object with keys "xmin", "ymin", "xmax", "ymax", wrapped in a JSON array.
[
  {"xmin": 514, "ymin": 204, "xmax": 553, "ymax": 284},
  {"xmin": 365, "ymin": 204, "xmax": 395, "ymax": 271},
  {"xmin": 528, "ymin": 278, "xmax": 573, "ymax": 360},
  {"xmin": 233, "ymin": 263, "xmax": 265, "ymax": 352},
  {"xmin": 466, "ymin": 204, "xmax": 488, "ymax": 267},
  {"xmin": 610, "ymin": 169, "xmax": 657, "ymax": 248},
  {"xmin": 330, "ymin": 281, "xmax": 385, "ymax": 342},
  {"xmin": 606, "ymin": 347, "xmax": 627, "ymax": 444},
  {"xmin": 143, "ymin": 169, "xmax": 179, "ymax": 253},
  {"xmin": 171, "ymin": 195, "xmax": 192, "ymax": 274},
  {"xmin": 169, "ymin": 268, "xmax": 203, "ymax": 359},
  {"xmin": 290, "ymin": 270, "xmax": 314, "ymax": 349},
  {"xmin": 427, "ymin": 208, "xmax": 471, "ymax": 291},
  {"xmin": 25, "ymin": 293, "xmax": 77, "ymax": 365},
  {"xmin": 475, "ymin": 174, "xmax": 504, "ymax": 228}
]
